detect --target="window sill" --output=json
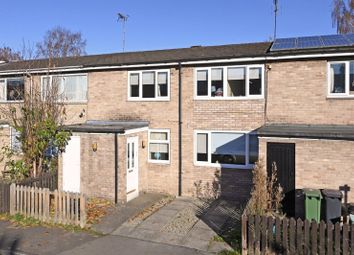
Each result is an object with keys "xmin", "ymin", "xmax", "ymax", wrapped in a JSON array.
[
  {"xmin": 0, "ymin": 101, "xmax": 24, "ymax": 104},
  {"xmin": 194, "ymin": 162, "xmax": 254, "ymax": 169},
  {"xmin": 327, "ymin": 95, "xmax": 354, "ymax": 100},
  {"xmin": 128, "ymin": 98, "xmax": 170, "ymax": 102},
  {"xmin": 64, "ymin": 101, "xmax": 88, "ymax": 105},
  {"xmin": 194, "ymin": 96, "xmax": 264, "ymax": 101},
  {"xmin": 148, "ymin": 159, "xmax": 170, "ymax": 165}
]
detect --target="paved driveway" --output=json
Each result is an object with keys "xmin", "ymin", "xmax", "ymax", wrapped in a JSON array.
[
  {"xmin": 111, "ymin": 197, "xmax": 240, "ymax": 253},
  {"xmin": 0, "ymin": 195, "xmax": 242, "ymax": 255}
]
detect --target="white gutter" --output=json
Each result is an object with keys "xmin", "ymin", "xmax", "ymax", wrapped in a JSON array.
[
  {"xmin": 0, "ymin": 62, "xmax": 180, "ymax": 76},
  {"xmin": 1, "ymin": 51, "xmax": 354, "ymax": 75}
]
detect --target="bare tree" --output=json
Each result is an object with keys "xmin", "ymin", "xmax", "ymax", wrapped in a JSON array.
[
  {"xmin": 36, "ymin": 26, "xmax": 86, "ymax": 59},
  {"xmin": 0, "ymin": 73, "xmax": 71, "ymax": 179},
  {"xmin": 332, "ymin": 0, "xmax": 354, "ymax": 34},
  {"xmin": 0, "ymin": 47, "xmax": 22, "ymax": 62}
]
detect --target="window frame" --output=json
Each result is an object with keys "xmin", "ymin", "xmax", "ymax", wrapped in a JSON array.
[
  {"xmin": 193, "ymin": 130, "xmax": 258, "ymax": 169},
  {"xmin": 327, "ymin": 61, "xmax": 353, "ymax": 98},
  {"xmin": 0, "ymin": 77, "xmax": 25, "ymax": 103},
  {"xmin": 127, "ymin": 69, "xmax": 171, "ymax": 101},
  {"xmin": 148, "ymin": 129, "xmax": 171, "ymax": 164},
  {"xmin": 194, "ymin": 64, "xmax": 264, "ymax": 100},
  {"xmin": 40, "ymin": 73, "xmax": 88, "ymax": 103}
]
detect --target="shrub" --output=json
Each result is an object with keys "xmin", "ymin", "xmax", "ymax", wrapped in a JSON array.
[{"xmin": 245, "ymin": 160, "xmax": 284, "ymax": 216}]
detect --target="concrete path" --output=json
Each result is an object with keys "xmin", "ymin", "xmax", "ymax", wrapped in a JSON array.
[
  {"xmin": 58, "ymin": 235, "xmax": 209, "ymax": 255},
  {"xmin": 92, "ymin": 193, "xmax": 165, "ymax": 234},
  {"xmin": 112, "ymin": 197, "xmax": 238, "ymax": 253}
]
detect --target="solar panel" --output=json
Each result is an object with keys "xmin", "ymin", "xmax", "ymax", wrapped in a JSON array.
[
  {"xmin": 271, "ymin": 38, "xmax": 296, "ymax": 50},
  {"xmin": 297, "ymin": 36, "xmax": 323, "ymax": 48},
  {"xmin": 321, "ymin": 34, "xmax": 350, "ymax": 47},
  {"xmin": 344, "ymin": 34, "xmax": 354, "ymax": 45},
  {"xmin": 270, "ymin": 33, "xmax": 354, "ymax": 51}
]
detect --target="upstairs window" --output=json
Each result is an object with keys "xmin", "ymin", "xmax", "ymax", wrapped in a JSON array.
[
  {"xmin": 0, "ymin": 78, "xmax": 25, "ymax": 102},
  {"xmin": 195, "ymin": 65, "xmax": 264, "ymax": 99},
  {"xmin": 41, "ymin": 74, "xmax": 88, "ymax": 102},
  {"xmin": 329, "ymin": 61, "xmax": 354, "ymax": 96},
  {"xmin": 128, "ymin": 70, "xmax": 170, "ymax": 100}
]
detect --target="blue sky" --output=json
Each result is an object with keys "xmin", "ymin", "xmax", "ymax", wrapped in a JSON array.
[{"xmin": 1, "ymin": 0, "xmax": 334, "ymax": 55}]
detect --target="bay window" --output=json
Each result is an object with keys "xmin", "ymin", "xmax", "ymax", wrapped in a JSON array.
[
  {"xmin": 128, "ymin": 70, "xmax": 170, "ymax": 100},
  {"xmin": 195, "ymin": 131, "xmax": 258, "ymax": 168},
  {"xmin": 195, "ymin": 65, "xmax": 264, "ymax": 99}
]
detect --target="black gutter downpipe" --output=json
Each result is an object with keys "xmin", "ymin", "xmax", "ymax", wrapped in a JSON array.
[
  {"xmin": 114, "ymin": 133, "xmax": 119, "ymax": 204},
  {"xmin": 178, "ymin": 62, "xmax": 182, "ymax": 197}
]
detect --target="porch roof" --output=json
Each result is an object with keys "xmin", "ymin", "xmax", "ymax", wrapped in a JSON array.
[
  {"xmin": 257, "ymin": 123, "xmax": 354, "ymax": 140},
  {"xmin": 63, "ymin": 120, "xmax": 149, "ymax": 133}
]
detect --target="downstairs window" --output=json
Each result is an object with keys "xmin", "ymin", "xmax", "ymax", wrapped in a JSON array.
[
  {"xmin": 148, "ymin": 129, "xmax": 170, "ymax": 163},
  {"xmin": 195, "ymin": 131, "xmax": 258, "ymax": 168}
]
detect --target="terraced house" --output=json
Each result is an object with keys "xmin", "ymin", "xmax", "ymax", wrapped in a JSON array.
[{"xmin": 1, "ymin": 33, "xmax": 354, "ymax": 210}]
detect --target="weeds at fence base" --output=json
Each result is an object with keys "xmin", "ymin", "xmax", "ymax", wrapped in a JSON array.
[{"xmin": 0, "ymin": 213, "xmax": 104, "ymax": 236}]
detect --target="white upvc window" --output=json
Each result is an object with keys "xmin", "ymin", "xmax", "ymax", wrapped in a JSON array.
[
  {"xmin": 195, "ymin": 65, "xmax": 264, "ymax": 99},
  {"xmin": 328, "ymin": 61, "xmax": 354, "ymax": 97},
  {"xmin": 148, "ymin": 129, "xmax": 170, "ymax": 163},
  {"xmin": 10, "ymin": 127, "xmax": 22, "ymax": 153},
  {"xmin": 128, "ymin": 70, "xmax": 170, "ymax": 101},
  {"xmin": 0, "ymin": 78, "xmax": 25, "ymax": 102},
  {"xmin": 41, "ymin": 74, "xmax": 88, "ymax": 102},
  {"xmin": 194, "ymin": 130, "xmax": 259, "ymax": 169}
]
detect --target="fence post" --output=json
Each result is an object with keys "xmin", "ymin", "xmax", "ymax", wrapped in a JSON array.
[
  {"xmin": 80, "ymin": 194, "xmax": 86, "ymax": 228},
  {"xmin": 53, "ymin": 190, "xmax": 58, "ymax": 224},
  {"xmin": 242, "ymin": 214, "xmax": 248, "ymax": 255},
  {"xmin": 43, "ymin": 188, "xmax": 50, "ymax": 222},
  {"xmin": 9, "ymin": 183, "xmax": 16, "ymax": 215}
]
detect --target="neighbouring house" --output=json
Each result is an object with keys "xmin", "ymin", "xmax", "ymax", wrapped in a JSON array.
[{"xmin": 0, "ymin": 33, "xmax": 354, "ymax": 208}]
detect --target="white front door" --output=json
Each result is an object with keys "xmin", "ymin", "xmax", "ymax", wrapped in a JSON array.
[
  {"xmin": 62, "ymin": 136, "xmax": 81, "ymax": 193},
  {"xmin": 126, "ymin": 136, "xmax": 139, "ymax": 201}
]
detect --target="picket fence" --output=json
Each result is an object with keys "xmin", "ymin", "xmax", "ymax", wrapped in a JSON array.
[
  {"xmin": 9, "ymin": 184, "xmax": 86, "ymax": 227},
  {"xmin": 242, "ymin": 214, "xmax": 354, "ymax": 255},
  {"xmin": 0, "ymin": 182, "xmax": 10, "ymax": 213}
]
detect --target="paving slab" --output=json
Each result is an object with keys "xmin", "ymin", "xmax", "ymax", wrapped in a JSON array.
[
  {"xmin": 92, "ymin": 193, "xmax": 165, "ymax": 234},
  {"xmin": 58, "ymin": 235, "xmax": 210, "ymax": 255}
]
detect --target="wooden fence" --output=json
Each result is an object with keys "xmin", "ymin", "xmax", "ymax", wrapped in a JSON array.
[
  {"xmin": 242, "ymin": 214, "xmax": 354, "ymax": 255},
  {"xmin": 18, "ymin": 172, "xmax": 57, "ymax": 191},
  {"xmin": 9, "ymin": 184, "xmax": 86, "ymax": 227},
  {"xmin": 0, "ymin": 182, "xmax": 10, "ymax": 213}
]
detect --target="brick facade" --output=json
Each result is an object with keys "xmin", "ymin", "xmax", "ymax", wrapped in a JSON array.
[
  {"xmin": 259, "ymin": 137, "xmax": 354, "ymax": 202},
  {"xmin": 3, "ymin": 54, "xmax": 354, "ymax": 204},
  {"xmin": 266, "ymin": 59, "xmax": 354, "ymax": 125}
]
